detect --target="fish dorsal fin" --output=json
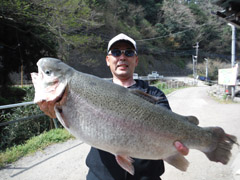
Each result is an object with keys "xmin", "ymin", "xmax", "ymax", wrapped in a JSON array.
[
  {"xmin": 129, "ymin": 89, "xmax": 162, "ymax": 104},
  {"xmin": 185, "ymin": 116, "xmax": 199, "ymax": 125}
]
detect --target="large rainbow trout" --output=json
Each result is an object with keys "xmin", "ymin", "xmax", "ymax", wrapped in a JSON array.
[{"xmin": 31, "ymin": 57, "xmax": 237, "ymax": 175}]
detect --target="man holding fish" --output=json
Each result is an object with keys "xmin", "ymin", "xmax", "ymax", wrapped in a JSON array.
[
  {"xmin": 85, "ymin": 33, "xmax": 189, "ymax": 180},
  {"xmin": 33, "ymin": 34, "xmax": 236, "ymax": 180}
]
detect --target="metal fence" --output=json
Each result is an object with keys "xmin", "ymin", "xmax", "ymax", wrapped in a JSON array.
[
  {"xmin": 0, "ymin": 102, "xmax": 46, "ymax": 127},
  {"xmin": 0, "ymin": 101, "xmax": 34, "ymax": 110}
]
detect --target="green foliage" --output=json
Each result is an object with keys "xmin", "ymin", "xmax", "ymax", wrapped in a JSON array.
[
  {"xmin": 155, "ymin": 23, "xmax": 168, "ymax": 36},
  {"xmin": 0, "ymin": 86, "xmax": 26, "ymax": 105},
  {"xmin": 189, "ymin": 3, "xmax": 208, "ymax": 24},
  {"xmin": 0, "ymin": 86, "xmax": 52, "ymax": 151},
  {"xmin": 187, "ymin": 58, "xmax": 229, "ymax": 80},
  {"xmin": 0, "ymin": 128, "xmax": 73, "ymax": 168},
  {"xmin": 130, "ymin": 0, "xmax": 163, "ymax": 24},
  {"xmin": 153, "ymin": 81, "xmax": 188, "ymax": 95},
  {"xmin": 2, "ymin": 0, "xmax": 239, "ymax": 81},
  {"xmin": 155, "ymin": 82, "xmax": 167, "ymax": 90},
  {"xmin": 0, "ymin": 0, "xmax": 57, "ymax": 85},
  {"xmin": 174, "ymin": 58, "xmax": 187, "ymax": 69}
]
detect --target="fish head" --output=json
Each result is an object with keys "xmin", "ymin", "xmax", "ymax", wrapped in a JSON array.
[{"xmin": 31, "ymin": 57, "xmax": 73, "ymax": 103}]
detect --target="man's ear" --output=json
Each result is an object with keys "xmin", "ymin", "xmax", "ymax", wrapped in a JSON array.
[{"xmin": 106, "ymin": 56, "xmax": 110, "ymax": 66}]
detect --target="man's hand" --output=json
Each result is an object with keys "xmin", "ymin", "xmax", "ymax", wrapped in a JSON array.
[
  {"xmin": 37, "ymin": 100, "xmax": 56, "ymax": 118},
  {"xmin": 174, "ymin": 141, "xmax": 189, "ymax": 156}
]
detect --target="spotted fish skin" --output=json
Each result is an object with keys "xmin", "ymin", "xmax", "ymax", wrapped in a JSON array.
[{"xmin": 31, "ymin": 57, "xmax": 238, "ymax": 175}]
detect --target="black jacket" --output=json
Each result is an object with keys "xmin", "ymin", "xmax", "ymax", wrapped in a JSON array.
[{"xmin": 86, "ymin": 80, "xmax": 171, "ymax": 180}]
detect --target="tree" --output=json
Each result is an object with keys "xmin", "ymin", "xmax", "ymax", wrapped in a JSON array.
[
  {"xmin": 0, "ymin": 0, "xmax": 57, "ymax": 85},
  {"xmin": 0, "ymin": 0, "xmax": 103, "ymax": 85},
  {"xmin": 160, "ymin": 0, "xmax": 197, "ymax": 49}
]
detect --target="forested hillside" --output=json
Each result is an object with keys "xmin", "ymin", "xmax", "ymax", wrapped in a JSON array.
[{"xmin": 1, "ymin": 0, "xmax": 239, "ymax": 84}]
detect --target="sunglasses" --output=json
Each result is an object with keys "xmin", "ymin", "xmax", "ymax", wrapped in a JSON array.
[{"xmin": 108, "ymin": 49, "xmax": 137, "ymax": 57}]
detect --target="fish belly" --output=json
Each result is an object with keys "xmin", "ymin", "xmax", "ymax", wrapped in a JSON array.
[{"xmin": 60, "ymin": 88, "xmax": 178, "ymax": 159}]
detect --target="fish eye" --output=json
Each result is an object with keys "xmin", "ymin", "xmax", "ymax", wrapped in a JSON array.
[{"xmin": 45, "ymin": 70, "xmax": 51, "ymax": 75}]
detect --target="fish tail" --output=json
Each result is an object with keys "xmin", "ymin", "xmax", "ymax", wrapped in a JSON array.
[{"xmin": 204, "ymin": 127, "xmax": 238, "ymax": 165}]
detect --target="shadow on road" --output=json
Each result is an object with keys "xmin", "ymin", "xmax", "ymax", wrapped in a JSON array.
[{"xmin": 7, "ymin": 142, "xmax": 83, "ymax": 178}]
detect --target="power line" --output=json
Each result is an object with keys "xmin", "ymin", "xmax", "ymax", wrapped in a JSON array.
[
  {"xmin": 96, "ymin": 21, "xmax": 220, "ymax": 43},
  {"xmin": 135, "ymin": 23, "xmax": 217, "ymax": 42}
]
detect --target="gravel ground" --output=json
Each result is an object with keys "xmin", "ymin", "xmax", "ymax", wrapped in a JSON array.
[{"xmin": 1, "ymin": 83, "xmax": 240, "ymax": 180}]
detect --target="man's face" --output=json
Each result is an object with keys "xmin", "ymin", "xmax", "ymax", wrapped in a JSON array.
[{"xmin": 106, "ymin": 41, "xmax": 138, "ymax": 80}]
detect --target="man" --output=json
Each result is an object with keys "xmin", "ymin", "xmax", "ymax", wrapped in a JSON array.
[{"xmin": 86, "ymin": 33, "xmax": 189, "ymax": 180}]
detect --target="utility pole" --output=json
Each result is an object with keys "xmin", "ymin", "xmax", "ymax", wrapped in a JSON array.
[
  {"xmin": 204, "ymin": 58, "xmax": 208, "ymax": 81},
  {"xmin": 228, "ymin": 23, "xmax": 236, "ymax": 100},
  {"xmin": 193, "ymin": 42, "xmax": 199, "ymax": 79},
  {"xmin": 192, "ymin": 55, "xmax": 197, "ymax": 78},
  {"xmin": 228, "ymin": 23, "xmax": 236, "ymax": 68}
]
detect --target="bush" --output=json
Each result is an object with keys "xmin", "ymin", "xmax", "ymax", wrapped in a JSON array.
[
  {"xmin": 155, "ymin": 82, "xmax": 167, "ymax": 89},
  {"xmin": 0, "ymin": 86, "xmax": 26, "ymax": 105},
  {"xmin": 187, "ymin": 58, "xmax": 230, "ymax": 80},
  {"xmin": 0, "ymin": 129, "xmax": 73, "ymax": 168},
  {"xmin": 0, "ymin": 86, "xmax": 53, "ymax": 151}
]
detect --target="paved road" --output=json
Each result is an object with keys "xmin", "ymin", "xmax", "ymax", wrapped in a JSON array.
[
  {"xmin": 162, "ymin": 86, "xmax": 240, "ymax": 180},
  {"xmin": 1, "ymin": 85, "xmax": 240, "ymax": 180}
]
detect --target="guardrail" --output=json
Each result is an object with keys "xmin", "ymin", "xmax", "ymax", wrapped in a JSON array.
[
  {"xmin": 0, "ymin": 114, "xmax": 46, "ymax": 127},
  {"xmin": 137, "ymin": 76, "xmax": 164, "ymax": 81},
  {"xmin": 0, "ymin": 101, "xmax": 35, "ymax": 110},
  {"xmin": 0, "ymin": 102, "xmax": 49, "ymax": 127}
]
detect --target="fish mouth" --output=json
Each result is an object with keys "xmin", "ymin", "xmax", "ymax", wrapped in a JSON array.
[
  {"xmin": 54, "ymin": 85, "xmax": 70, "ymax": 128},
  {"xmin": 55, "ymin": 85, "xmax": 68, "ymax": 109},
  {"xmin": 36, "ymin": 85, "xmax": 68, "ymax": 119},
  {"xmin": 52, "ymin": 86, "xmax": 68, "ymax": 118}
]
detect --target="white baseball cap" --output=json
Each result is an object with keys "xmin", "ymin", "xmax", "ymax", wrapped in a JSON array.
[{"xmin": 107, "ymin": 33, "xmax": 137, "ymax": 52}]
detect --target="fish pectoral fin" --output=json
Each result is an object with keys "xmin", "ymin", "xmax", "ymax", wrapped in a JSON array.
[
  {"xmin": 115, "ymin": 155, "xmax": 135, "ymax": 175},
  {"xmin": 164, "ymin": 153, "xmax": 189, "ymax": 171},
  {"xmin": 129, "ymin": 89, "xmax": 162, "ymax": 104},
  {"xmin": 54, "ymin": 105, "xmax": 69, "ymax": 128}
]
